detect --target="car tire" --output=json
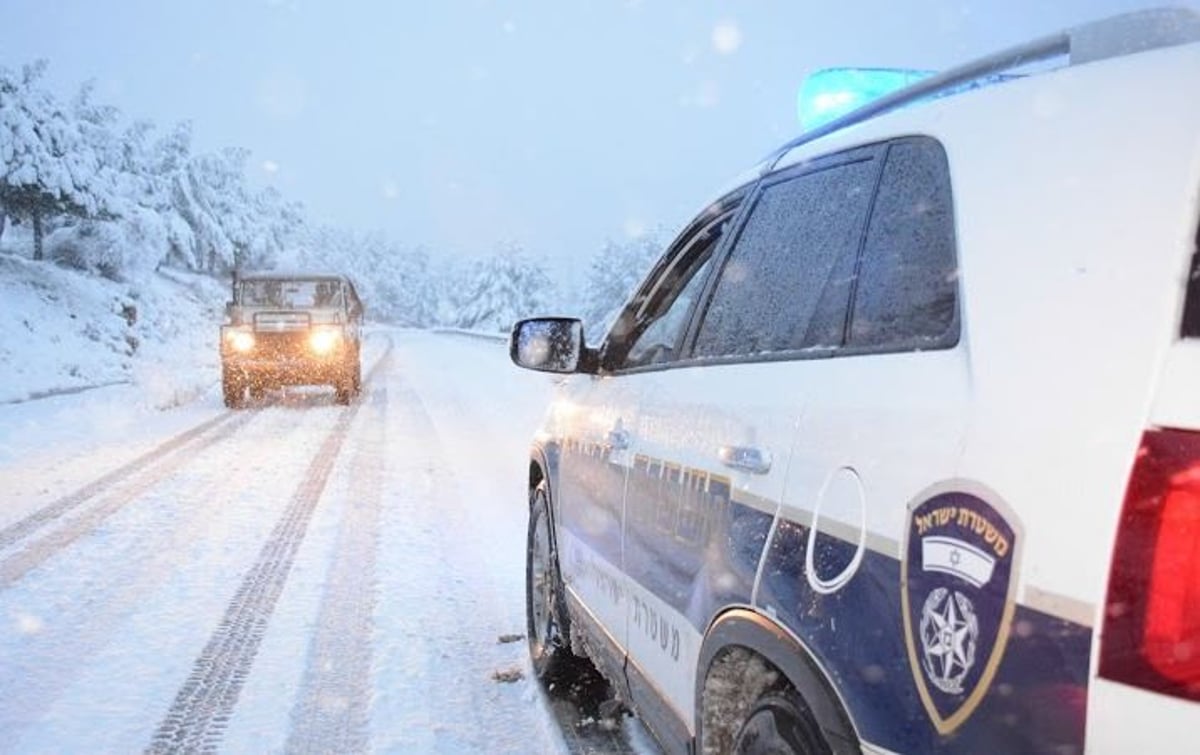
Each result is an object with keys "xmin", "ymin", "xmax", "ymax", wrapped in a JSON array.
[
  {"xmin": 732, "ymin": 688, "xmax": 830, "ymax": 755},
  {"xmin": 222, "ymin": 369, "xmax": 245, "ymax": 409},
  {"xmin": 526, "ymin": 480, "xmax": 572, "ymax": 682}
]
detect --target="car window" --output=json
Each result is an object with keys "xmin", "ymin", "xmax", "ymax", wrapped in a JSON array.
[
  {"xmin": 621, "ymin": 254, "xmax": 715, "ymax": 368},
  {"xmin": 692, "ymin": 156, "xmax": 877, "ymax": 359},
  {"xmin": 848, "ymin": 137, "xmax": 959, "ymax": 349},
  {"xmin": 607, "ymin": 212, "xmax": 733, "ymax": 370},
  {"xmin": 240, "ymin": 279, "xmax": 342, "ymax": 309}
]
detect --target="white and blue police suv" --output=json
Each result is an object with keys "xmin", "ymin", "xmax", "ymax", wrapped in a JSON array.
[{"xmin": 511, "ymin": 7, "xmax": 1200, "ymax": 753}]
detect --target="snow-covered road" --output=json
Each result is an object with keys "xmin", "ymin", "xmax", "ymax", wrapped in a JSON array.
[{"xmin": 0, "ymin": 329, "xmax": 652, "ymax": 754}]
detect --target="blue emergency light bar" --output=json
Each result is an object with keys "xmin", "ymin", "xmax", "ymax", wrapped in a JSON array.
[
  {"xmin": 798, "ymin": 67, "xmax": 1027, "ymax": 133},
  {"xmin": 798, "ymin": 68, "xmax": 932, "ymax": 131}
]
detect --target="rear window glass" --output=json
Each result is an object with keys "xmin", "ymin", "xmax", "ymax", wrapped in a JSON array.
[
  {"xmin": 848, "ymin": 137, "xmax": 958, "ymax": 349},
  {"xmin": 692, "ymin": 159, "xmax": 876, "ymax": 358}
]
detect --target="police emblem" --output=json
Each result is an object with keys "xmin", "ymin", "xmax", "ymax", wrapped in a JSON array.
[{"xmin": 901, "ymin": 490, "xmax": 1021, "ymax": 734}]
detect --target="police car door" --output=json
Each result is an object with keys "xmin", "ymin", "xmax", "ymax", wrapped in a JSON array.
[
  {"xmin": 586, "ymin": 196, "xmax": 740, "ymax": 744},
  {"xmin": 551, "ymin": 350, "xmax": 642, "ymax": 687}
]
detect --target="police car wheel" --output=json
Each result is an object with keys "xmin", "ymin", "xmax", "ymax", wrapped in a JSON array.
[
  {"xmin": 526, "ymin": 481, "xmax": 570, "ymax": 680},
  {"xmin": 732, "ymin": 689, "xmax": 829, "ymax": 755}
]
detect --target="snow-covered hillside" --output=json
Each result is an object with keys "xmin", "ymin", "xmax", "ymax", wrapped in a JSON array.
[{"xmin": 0, "ymin": 248, "xmax": 226, "ymax": 407}]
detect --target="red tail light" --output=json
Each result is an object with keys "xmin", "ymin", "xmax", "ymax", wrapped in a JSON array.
[{"xmin": 1101, "ymin": 429, "xmax": 1200, "ymax": 700}]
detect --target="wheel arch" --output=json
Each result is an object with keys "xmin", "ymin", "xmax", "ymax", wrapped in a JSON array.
[
  {"xmin": 528, "ymin": 452, "xmax": 547, "ymax": 493},
  {"xmin": 527, "ymin": 438, "xmax": 560, "ymax": 503},
  {"xmin": 695, "ymin": 608, "xmax": 861, "ymax": 754}
]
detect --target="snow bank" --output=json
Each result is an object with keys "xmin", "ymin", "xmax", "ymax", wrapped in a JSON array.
[{"xmin": 0, "ymin": 251, "xmax": 227, "ymax": 408}]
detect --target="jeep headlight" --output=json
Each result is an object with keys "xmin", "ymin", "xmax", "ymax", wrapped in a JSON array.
[
  {"xmin": 225, "ymin": 329, "xmax": 255, "ymax": 352},
  {"xmin": 309, "ymin": 328, "xmax": 342, "ymax": 355}
]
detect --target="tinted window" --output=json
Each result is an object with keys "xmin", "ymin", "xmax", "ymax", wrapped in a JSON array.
[
  {"xmin": 692, "ymin": 159, "xmax": 876, "ymax": 358},
  {"xmin": 849, "ymin": 138, "xmax": 958, "ymax": 349}
]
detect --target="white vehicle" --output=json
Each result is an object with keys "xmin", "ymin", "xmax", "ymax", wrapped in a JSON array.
[{"xmin": 511, "ymin": 7, "xmax": 1200, "ymax": 753}]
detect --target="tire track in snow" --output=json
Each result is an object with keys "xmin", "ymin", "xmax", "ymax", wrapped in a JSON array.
[
  {"xmin": 284, "ymin": 371, "xmax": 388, "ymax": 754},
  {"xmin": 0, "ymin": 410, "xmax": 243, "ymax": 552},
  {"xmin": 0, "ymin": 407, "xmax": 312, "ymax": 742},
  {"xmin": 0, "ymin": 411, "xmax": 257, "ymax": 590},
  {"xmin": 147, "ymin": 347, "xmax": 391, "ymax": 754}
]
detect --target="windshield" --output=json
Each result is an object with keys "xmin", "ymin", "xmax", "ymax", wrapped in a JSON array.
[{"xmin": 239, "ymin": 279, "xmax": 342, "ymax": 309}]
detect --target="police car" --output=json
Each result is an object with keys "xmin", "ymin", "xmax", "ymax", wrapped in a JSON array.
[{"xmin": 510, "ymin": 7, "xmax": 1200, "ymax": 753}]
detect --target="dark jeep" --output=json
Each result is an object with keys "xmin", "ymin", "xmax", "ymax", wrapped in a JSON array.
[{"xmin": 219, "ymin": 272, "xmax": 364, "ymax": 407}]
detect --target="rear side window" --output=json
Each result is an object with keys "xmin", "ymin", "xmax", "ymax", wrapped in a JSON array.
[
  {"xmin": 848, "ymin": 138, "xmax": 958, "ymax": 349},
  {"xmin": 692, "ymin": 158, "xmax": 877, "ymax": 358},
  {"xmin": 691, "ymin": 136, "xmax": 958, "ymax": 362}
]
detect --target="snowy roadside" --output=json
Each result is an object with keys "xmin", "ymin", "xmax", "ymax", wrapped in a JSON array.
[{"xmin": 0, "ymin": 251, "xmax": 227, "ymax": 409}]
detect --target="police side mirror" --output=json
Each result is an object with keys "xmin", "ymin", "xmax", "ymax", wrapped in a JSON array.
[
  {"xmin": 224, "ymin": 301, "xmax": 234, "ymax": 319},
  {"xmin": 510, "ymin": 317, "xmax": 589, "ymax": 374}
]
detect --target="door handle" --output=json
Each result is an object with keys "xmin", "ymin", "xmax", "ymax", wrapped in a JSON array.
[{"xmin": 718, "ymin": 445, "xmax": 772, "ymax": 474}]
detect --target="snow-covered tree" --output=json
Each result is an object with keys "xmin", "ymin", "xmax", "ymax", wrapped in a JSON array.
[
  {"xmin": 0, "ymin": 61, "xmax": 113, "ymax": 260},
  {"xmin": 356, "ymin": 238, "xmax": 439, "ymax": 327},
  {"xmin": 454, "ymin": 244, "xmax": 554, "ymax": 332},
  {"xmin": 147, "ymin": 121, "xmax": 199, "ymax": 268},
  {"xmin": 279, "ymin": 225, "xmax": 442, "ymax": 327},
  {"xmin": 41, "ymin": 83, "xmax": 166, "ymax": 278},
  {"xmin": 70, "ymin": 80, "xmax": 131, "ymax": 215},
  {"xmin": 577, "ymin": 234, "xmax": 663, "ymax": 338},
  {"xmin": 171, "ymin": 147, "xmax": 245, "ymax": 272}
]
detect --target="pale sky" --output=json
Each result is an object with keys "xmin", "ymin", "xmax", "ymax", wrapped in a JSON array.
[{"xmin": 4, "ymin": 0, "xmax": 1191, "ymax": 277}]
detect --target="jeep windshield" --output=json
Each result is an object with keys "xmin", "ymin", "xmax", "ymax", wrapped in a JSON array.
[{"xmin": 239, "ymin": 279, "xmax": 343, "ymax": 309}]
